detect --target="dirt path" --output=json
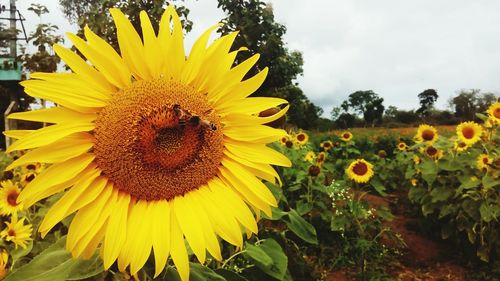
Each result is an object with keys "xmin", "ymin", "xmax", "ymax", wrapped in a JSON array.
[{"xmin": 327, "ymin": 191, "xmax": 467, "ymax": 281}]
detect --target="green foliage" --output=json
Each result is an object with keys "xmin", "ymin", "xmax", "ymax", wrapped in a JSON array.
[{"xmin": 448, "ymin": 89, "xmax": 498, "ymax": 122}]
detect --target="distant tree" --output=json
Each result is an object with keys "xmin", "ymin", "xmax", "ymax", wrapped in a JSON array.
[
  {"xmin": 416, "ymin": 89, "xmax": 438, "ymax": 119},
  {"xmin": 341, "ymin": 90, "xmax": 385, "ymax": 127},
  {"xmin": 20, "ymin": 3, "xmax": 63, "ymax": 73},
  {"xmin": 449, "ymin": 89, "xmax": 498, "ymax": 121},
  {"xmin": 335, "ymin": 113, "xmax": 356, "ymax": 129},
  {"xmin": 58, "ymin": 0, "xmax": 192, "ymax": 51},
  {"xmin": 217, "ymin": 0, "xmax": 319, "ymax": 128},
  {"xmin": 330, "ymin": 106, "xmax": 341, "ymax": 121},
  {"xmin": 394, "ymin": 110, "xmax": 418, "ymax": 124},
  {"xmin": 384, "ymin": 105, "xmax": 398, "ymax": 120}
]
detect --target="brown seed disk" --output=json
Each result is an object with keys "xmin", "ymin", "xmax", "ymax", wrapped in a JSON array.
[
  {"xmin": 461, "ymin": 127, "xmax": 474, "ymax": 139},
  {"xmin": 352, "ymin": 161, "xmax": 368, "ymax": 176},
  {"xmin": 422, "ymin": 130, "xmax": 435, "ymax": 141},
  {"xmin": 94, "ymin": 79, "xmax": 224, "ymax": 201}
]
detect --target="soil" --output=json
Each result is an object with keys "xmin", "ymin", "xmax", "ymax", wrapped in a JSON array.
[{"xmin": 327, "ymin": 190, "xmax": 468, "ymax": 281}]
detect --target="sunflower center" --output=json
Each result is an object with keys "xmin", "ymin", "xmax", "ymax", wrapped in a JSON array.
[
  {"xmin": 343, "ymin": 133, "xmax": 350, "ymax": 139},
  {"xmin": 494, "ymin": 107, "xmax": 500, "ymax": 119},
  {"xmin": 482, "ymin": 157, "xmax": 489, "ymax": 164},
  {"xmin": 297, "ymin": 134, "xmax": 305, "ymax": 141},
  {"xmin": 7, "ymin": 191, "xmax": 18, "ymax": 206},
  {"xmin": 426, "ymin": 147, "xmax": 438, "ymax": 156},
  {"xmin": 7, "ymin": 230, "xmax": 15, "ymax": 237},
  {"xmin": 94, "ymin": 79, "xmax": 224, "ymax": 201},
  {"xmin": 461, "ymin": 127, "xmax": 475, "ymax": 139},
  {"xmin": 422, "ymin": 130, "xmax": 435, "ymax": 141},
  {"xmin": 352, "ymin": 162, "xmax": 368, "ymax": 176}
]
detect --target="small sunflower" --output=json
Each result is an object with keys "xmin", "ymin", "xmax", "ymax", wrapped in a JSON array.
[
  {"xmin": 414, "ymin": 124, "xmax": 438, "ymax": 143},
  {"xmin": 397, "ymin": 142, "xmax": 407, "ymax": 151},
  {"xmin": 279, "ymin": 135, "xmax": 289, "ymax": 146},
  {"xmin": 421, "ymin": 145, "xmax": 443, "ymax": 160},
  {"xmin": 1, "ymin": 216, "xmax": 33, "ymax": 249},
  {"xmin": 410, "ymin": 179, "xmax": 417, "ymax": 187},
  {"xmin": 340, "ymin": 131, "xmax": 353, "ymax": 142},
  {"xmin": 456, "ymin": 121, "xmax": 482, "ymax": 146},
  {"xmin": 7, "ymin": 7, "xmax": 291, "ymax": 280},
  {"xmin": 453, "ymin": 141, "xmax": 469, "ymax": 153},
  {"xmin": 346, "ymin": 159, "xmax": 374, "ymax": 183},
  {"xmin": 294, "ymin": 131, "xmax": 309, "ymax": 145},
  {"xmin": 320, "ymin": 140, "xmax": 333, "ymax": 151},
  {"xmin": 413, "ymin": 155, "xmax": 421, "ymax": 165},
  {"xmin": 486, "ymin": 101, "xmax": 500, "ymax": 125},
  {"xmin": 0, "ymin": 249, "xmax": 7, "ymax": 280},
  {"xmin": 316, "ymin": 152, "xmax": 326, "ymax": 164},
  {"xmin": 0, "ymin": 181, "xmax": 23, "ymax": 215},
  {"xmin": 377, "ymin": 150, "xmax": 387, "ymax": 158},
  {"xmin": 304, "ymin": 151, "xmax": 316, "ymax": 163},
  {"xmin": 476, "ymin": 154, "xmax": 492, "ymax": 170},
  {"xmin": 308, "ymin": 165, "xmax": 321, "ymax": 177}
]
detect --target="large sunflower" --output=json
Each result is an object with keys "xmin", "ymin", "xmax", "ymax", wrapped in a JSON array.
[
  {"xmin": 414, "ymin": 124, "xmax": 438, "ymax": 143},
  {"xmin": 6, "ymin": 7, "xmax": 290, "ymax": 280},
  {"xmin": 346, "ymin": 159, "xmax": 374, "ymax": 183},
  {"xmin": 456, "ymin": 121, "xmax": 482, "ymax": 146}
]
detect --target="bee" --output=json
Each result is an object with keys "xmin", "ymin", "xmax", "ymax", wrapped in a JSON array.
[{"xmin": 172, "ymin": 104, "xmax": 217, "ymax": 131}]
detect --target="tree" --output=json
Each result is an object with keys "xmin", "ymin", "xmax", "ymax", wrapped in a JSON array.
[
  {"xmin": 217, "ymin": 0, "xmax": 319, "ymax": 128},
  {"xmin": 19, "ymin": 4, "xmax": 63, "ymax": 73},
  {"xmin": 416, "ymin": 89, "xmax": 438, "ymax": 118},
  {"xmin": 341, "ymin": 90, "xmax": 385, "ymax": 127},
  {"xmin": 58, "ymin": 0, "xmax": 192, "ymax": 51},
  {"xmin": 384, "ymin": 105, "xmax": 398, "ymax": 120},
  {"xmin": 449, "ymin": 89, "xmax": 498, "ymax": 121}
]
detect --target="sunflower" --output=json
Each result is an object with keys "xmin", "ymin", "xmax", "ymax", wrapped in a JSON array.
[
  {"xmin": 397, "ymin": 142, "xmax": 407, "ymax": 151},
  {"xmin": 453, "ymin": 141, "xmax": 469, "ymax": 153},
  {"xmin": 1, "ymin": 216, "xmax": 32, "ymax": 249},
  {"xmin": 421, "ymin": 145, "xmax": 443, "ymax": 160},
  {"xmin": 7, "ymin": 7, "xmax": 291, "ymax": 280},
  {"xmin": 308, "ymin": 165, "xmax": 321, "ymax": 177},
  {"xmin": 0, "ymin": 181, "xmax": 23, "ymax": 215},
  {"xmin": 413, "ymin": 155, "xmax": 421, "ymax": 165},
  {"xmin": 294, "ymin": 131, "xmax": 309, "ymax": 145},
  {"xmin": 456, "ymin": 121, "xmax": 483, "ymax": 146},
  {"xmin": 340, "ymin": 131, "xmax": 353, "ymax": 142},
  {"xmin": 486, "ymin": 101, "xmax": 500, "ymax": 125},
  {"xmin": 414, "ymin": 124, "xmax": 438, "ymax": 143},
  {"xmin": 320, "ymin": 140, "xmax": 333, "ymax": 151},
  {"xmin": 346, "ymin": 159, "xmax": 374, "ymax": 183},
  {"xmin": 304, "ymin": 151, "xmax": 316, "ymax": 163},
  {"xmin": 476, "ymin": 154, "xmax": 492, "ymax": 170},
  {"xmin": 316, "ymin": 152, "xmax": 326, "ymax": 165},
  {"xmin": 377, "ymin": 150, "xmax": 387, "ymax": 158},
  {"xmin": 279, "ymin": 135, "xmax": 289, "ymax": 146},
  {"xmin": 0, "ymin": 249, "xmax": 7, "ymax": 280}
]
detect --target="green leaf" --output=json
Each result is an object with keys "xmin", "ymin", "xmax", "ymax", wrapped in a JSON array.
[
  {"xmin": 482, "ymin": 173, "xmax": 499, "ymax": 190},
  {"xmin": 10, "ymin": 240, "xmax": 33, "ymax": 266},
  {"xmin": 479, "ymin": 202, "xmax": 497, "ymax": 223},
  {"xmin": 244, "ymin": 239, "xmax": 288, "ymax": 280},
  {"xmin": 214, "ymin": 269, "xmax": 249, "ymax": 281},
  {"xmin": 420, "ymin": 159, "xmax": 437, "ymax": 185},
  {"xmin": 189, "ymin": 263, "xmax": 226, "ymax": 281},
  {"xmin": 296, "ymin": 200, "xmax": 313, "ymax": 215},
  {"xmin": 438, "ymin": 159, "xmax": 461, "ymax": 171},
  {"xmin": 5, "ymin": 236, "xmax": 103, "ymax": 281},
  {"xmin": 285, "ymin": 209, "xmax": 318, "ymax": 244},
  {"xmin": 243, "ymin": 243, "xmax": 273, "ymax": 268},
  {"xmin": 429, "ymin": 186, "xmax": 454, "ymax": 203},
  {"xmin": 370, "ymin": 178, "xmax": 387, "ymax": 196}
]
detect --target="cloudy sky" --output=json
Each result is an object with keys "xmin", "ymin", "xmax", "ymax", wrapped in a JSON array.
[{"xmin": 14, "ymin": 0, "xmax": 500, "ymax": 117}]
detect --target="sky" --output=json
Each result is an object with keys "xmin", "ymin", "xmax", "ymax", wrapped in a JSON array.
[{"xmin": 12, "ymin": 0, "xmax": 500, "ymax": 117}]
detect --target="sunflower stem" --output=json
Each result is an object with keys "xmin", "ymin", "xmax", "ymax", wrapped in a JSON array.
[{"xmin": 222, "ymin": 250, "xmax": 247, "ymax": 269}]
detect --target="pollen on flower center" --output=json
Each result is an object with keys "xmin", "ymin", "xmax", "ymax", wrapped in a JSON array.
[{"xmin": 94, "ymin": 79, "xmax": 224, "ymax": 201}]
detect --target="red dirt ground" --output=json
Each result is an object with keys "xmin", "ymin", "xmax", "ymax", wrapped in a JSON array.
[{"xmin": 327, "ymin": 191, "xmax": 467, "ymax": 281}]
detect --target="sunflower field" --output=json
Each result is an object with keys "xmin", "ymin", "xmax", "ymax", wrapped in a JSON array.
[{"xmin": 0, "ymin": 3, "xmax": 499, "ymax": 281}]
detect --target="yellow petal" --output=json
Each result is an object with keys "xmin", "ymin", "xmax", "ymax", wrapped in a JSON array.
[
  {"xmin": 3, "ymin": 130, "xmax": 34, "ymax": 140},
  {"xmin": 217, "ymin": 97, "xmax": 288, "ymax": 115},
  {"xmin": 222, "ymin": 104, "xmax": 289, "ymax": 127},
  {"xmin": 223, "ymin": 150, "xmax": 281, "ymax": 186},
  {"xmin": 213, "ymin": 67, "xmax": 268, "ymax": 106},
  {"xmin": 139, "ymin": 11, "xmax": 162, "ymax": 78},
  {"xmin": 7, "ymin": 132, "xmax": 94, "ymax": 170},
  {"xmin": 158, "ymin": 5, "xmax": 185, "ymax": 80},
  {"xmin": 19, "ymin": 154, "xmax": 95, "ymax": 205},
  {"xmin": 224, "ymin": 141, "xmax": 291, "ymax": 167},
  {"xmin": 170, "ymin": 204, "xmax": 189, "ymax": 281},
  {"xmin": 224, "ymin": 125, "xmax": 287, "ymax": 143},
  {"xmin": 110, "ymin": 8, "xmax": 150, "ymax": 80},
  {"xmin": 30, "ymin": 72, "xmax": 113, "ymax": 96},
  {"xmin": 103, "ymin": 191, "xmax": 130, "ymax": 269},
  {"xmin": 8, "ymin": 107, "xmax": 96, "ymax": 124},
  {"xmin": 152, "ymin": 200, "xmax": 170, "ymax": 278},
  {"xmin": 128, "ymin": 201, "xmax": 153, "ymax": 275},
  {"xmin": 39, "ymin": 169, "xmax": 102, "ymax": 237},
  {"xmin": 6, "ymin": 122, "xmax": 95, "ymax": 153},
  {"xmin": 53, "ymin": 44, "xmax": 113, "ymax": 92},
  {"xmin": 173, "ymin": 194, "xmax": 206, "ymax": 263},
  {"xmin": 66, "ymin": 183, "xmax": 114, "ymax": 252}
]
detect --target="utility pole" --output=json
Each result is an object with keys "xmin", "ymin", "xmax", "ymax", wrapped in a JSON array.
[{"xmin": 8, "ymin": 0, "xmax": 15, "ymax": 57}]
